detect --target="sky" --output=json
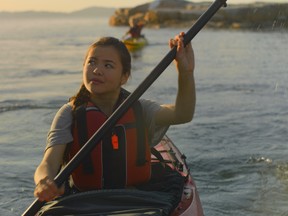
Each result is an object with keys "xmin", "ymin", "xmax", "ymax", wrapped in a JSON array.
[{"xmin": 1, "ymin": 0, "xmax": 287, "ymax": 12}]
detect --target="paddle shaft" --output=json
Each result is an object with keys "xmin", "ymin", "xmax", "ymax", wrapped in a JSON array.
[{"xmin": 22, "ymin": 0, "xmax": 227, "ymax": 215}]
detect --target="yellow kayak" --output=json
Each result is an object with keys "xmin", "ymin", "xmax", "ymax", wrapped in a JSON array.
[{"xmin": 123, "ymin": 36, "xmax": 148, "ymax": 52}]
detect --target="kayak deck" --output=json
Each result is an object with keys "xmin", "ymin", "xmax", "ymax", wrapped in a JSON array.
[
  {"xmin": 155, "ymin": 136, "xmax": 203, "ymax": 216},
  {"xmin": 36, "ymin": 135, "xmax": 203, "ymax": 216}
]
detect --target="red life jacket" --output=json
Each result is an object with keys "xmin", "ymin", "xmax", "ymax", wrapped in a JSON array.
[{"xmin": 68, "ymin": 99, "xmax": 151, "ymax": 191}]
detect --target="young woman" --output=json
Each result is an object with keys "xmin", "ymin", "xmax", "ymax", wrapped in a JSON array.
[{"xmin": 34, "ymin": 31, "xmax": 196, "ymax": 202}]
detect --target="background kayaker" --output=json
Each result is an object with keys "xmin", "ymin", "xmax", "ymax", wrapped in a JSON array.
[
  {"xmin": 124, "ymin": 19, "xmax": 145, "ymax": 39},
  {"xmin": 33, "ymin": 31, "xmax": 196, "ymax": 202}
]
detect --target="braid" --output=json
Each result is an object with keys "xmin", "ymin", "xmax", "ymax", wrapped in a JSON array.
[{"xmin": 69, "ymin": 84, "xmax": 90, "ymax": 111}]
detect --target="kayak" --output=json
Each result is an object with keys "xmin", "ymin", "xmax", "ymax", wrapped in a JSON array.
[
  {"xmin": 156, "ymin": 135, "xmax": 204, "ymax": 216},
  {"xmin": 35, "ymin": 135, "xmax": 203, "ymax": 216},
  {"xmin": 123, "ymin": 36, "xmax": 148, "ymax": 52}
]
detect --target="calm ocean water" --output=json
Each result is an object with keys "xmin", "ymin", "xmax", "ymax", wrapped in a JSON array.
[{"xmin": 0, "ymin": 12, "xmax": 287, "ymax": 216}]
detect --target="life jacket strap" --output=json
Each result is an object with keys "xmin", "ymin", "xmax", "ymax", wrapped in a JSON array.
[
  {"xmin": 75, "ymin": 105, "xmax": 94, "ymax": 174},
  {"xmin": 131, "ymin": 101, "xmax": 147, "ymax": 166}
]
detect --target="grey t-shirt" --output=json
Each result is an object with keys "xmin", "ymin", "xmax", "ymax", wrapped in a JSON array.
[{"xmin": 46, "ymin": 99, "xmax": 169, "ymax": 150}]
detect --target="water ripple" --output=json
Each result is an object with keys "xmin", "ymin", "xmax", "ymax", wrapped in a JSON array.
[{"xmin": 0, "ymin": 99, "xmax": 66, "ymax": 113}]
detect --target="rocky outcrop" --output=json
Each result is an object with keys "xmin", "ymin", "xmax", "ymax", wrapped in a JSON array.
[{"xmin": 109, "ymin": 0, "xmax": 288, "ymax": 30}]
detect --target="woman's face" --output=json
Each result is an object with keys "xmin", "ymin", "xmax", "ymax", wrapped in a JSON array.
[{"xmin": 83, "ymin": 45, "xmax": 128, "ymax": 97}]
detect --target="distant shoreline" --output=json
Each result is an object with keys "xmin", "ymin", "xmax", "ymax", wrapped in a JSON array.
[
  {"xmin": 108, "ymin": 1, "xmax": 288, "ymax": 31},
  {"xmin": 0, "ymin": 7, "xmax": 115, "ymax": 18},
  {"xmin": 1, "ymin": 2, "xmax": 287, "ymax": 31}
]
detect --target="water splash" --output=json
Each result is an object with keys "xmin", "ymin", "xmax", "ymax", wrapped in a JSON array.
[{"xmin": 247, "ymin": 156, "xmax": 273, "ymax": 164}]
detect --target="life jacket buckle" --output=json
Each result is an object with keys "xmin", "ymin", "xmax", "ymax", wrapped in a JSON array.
[{"xmin": 111, "ymin": 134, "xmax": 119, "ymax": 150}]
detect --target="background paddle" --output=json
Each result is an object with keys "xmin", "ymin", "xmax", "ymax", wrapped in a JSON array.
[{"xmin": 22, "ymin": 0, "xmax": 227, "ymax": 215}]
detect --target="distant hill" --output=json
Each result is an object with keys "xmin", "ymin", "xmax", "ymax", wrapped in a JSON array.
[
  {"xmin": 0, "ymin": 7, "xmax": 115, "ymax": 19},
  {"xmin": 69, "ymin": 7, "xmax": 115, "ymax": 17}
]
